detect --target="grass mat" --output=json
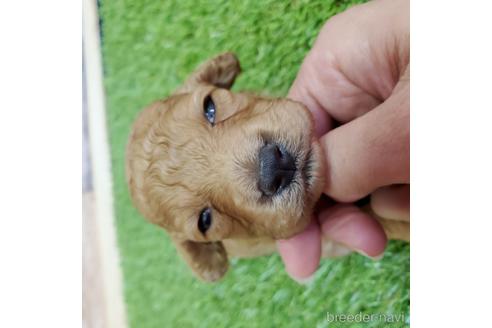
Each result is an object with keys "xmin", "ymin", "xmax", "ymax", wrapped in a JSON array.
[{"xmin": 99, "ymin": 0, "xmax": 410, "ymax": 327}]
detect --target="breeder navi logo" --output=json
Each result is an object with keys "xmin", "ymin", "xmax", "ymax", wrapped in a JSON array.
[{"xmin": 326, "ymin": 312, "xmax": 407, "ymax": 325}]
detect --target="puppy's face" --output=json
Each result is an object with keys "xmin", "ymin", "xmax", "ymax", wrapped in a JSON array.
[{"xmin": 126, "ymin": 53, "xmax": 324, "ymax": 281}]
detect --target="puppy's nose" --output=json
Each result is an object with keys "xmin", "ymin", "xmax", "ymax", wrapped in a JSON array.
[{"xmin": 258, "ymin": 143, "xmax": 296, "ymax": 196}]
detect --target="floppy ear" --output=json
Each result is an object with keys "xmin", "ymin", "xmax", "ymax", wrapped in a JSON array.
[
  {"xmin": 172, "ymin": 238, "xmax": 229, "ymax": 282},
  {"xmin": 174, "ymin": 52, "xmax": 241, "ymax": 95}
]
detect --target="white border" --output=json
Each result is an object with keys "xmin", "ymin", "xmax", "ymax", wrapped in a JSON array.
[
  {"xmin": 412, "ymin": 1, "xmax": 492, "ymax": 327},
  {"xmin": 0, "ymin": 1, "xmax": 83, "ymax": 326}
]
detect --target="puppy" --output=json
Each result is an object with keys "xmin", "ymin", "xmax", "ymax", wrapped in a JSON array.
[{"xmin": 126, "ymin": 53, "xmax": 409, "ymax": 282}]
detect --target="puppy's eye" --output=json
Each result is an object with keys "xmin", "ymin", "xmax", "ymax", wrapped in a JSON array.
[
  {"xmin": 203, "ymin": 95, "xmax": 216, "ymax": 125},
  {"xmin": 198, "ymin": 208, "xmax": 212, "ymax": 234}
]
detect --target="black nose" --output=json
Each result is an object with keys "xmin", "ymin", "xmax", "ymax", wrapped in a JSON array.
[{"xmin": 258, "ymin": 143, "xmax": 296, "ymax": 196}]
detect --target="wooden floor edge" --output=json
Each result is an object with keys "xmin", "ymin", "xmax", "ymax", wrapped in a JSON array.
[{"xmin": 83, "ymin": 0, "xmax": 128, "ymax": 327}]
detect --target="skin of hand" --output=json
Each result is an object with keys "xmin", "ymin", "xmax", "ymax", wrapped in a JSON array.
[{"xmin": 277, "ymin": 0, "xmax": 410, "ymax": 282}]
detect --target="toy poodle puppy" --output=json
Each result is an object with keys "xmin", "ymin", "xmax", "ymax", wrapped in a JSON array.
[{"xmin": 126, "ymin": 53, "xmax": 409, "ymax": 282}]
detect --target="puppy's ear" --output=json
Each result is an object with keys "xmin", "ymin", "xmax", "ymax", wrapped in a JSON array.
[
  {"xmin": 173, "ymin": 238, "xmax": 229, "ymax": 282},
  {"xmin": 174, "ymin": 52, "xmax": 241, "ymax": 94}
]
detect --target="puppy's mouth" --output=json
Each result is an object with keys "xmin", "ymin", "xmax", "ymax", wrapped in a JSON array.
[
  {"xmin": 301, "ymin": 146, "xmax": 314, "ymax": 189},
  {"xmin": 253, "ymin": 138, "xmax": 323, "ymax": 239}
]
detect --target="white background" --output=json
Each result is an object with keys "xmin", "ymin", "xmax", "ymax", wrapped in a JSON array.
[{"xmin": 1, "ymin": 0, "xmax": 491, "ymax": 326}]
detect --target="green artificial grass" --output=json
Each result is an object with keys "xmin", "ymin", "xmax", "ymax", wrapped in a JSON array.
[{"xmin": 99, "ymin": 0, "xmax": 410, "ymax": 327}]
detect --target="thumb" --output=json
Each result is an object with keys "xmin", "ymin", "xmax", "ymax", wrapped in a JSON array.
[{"xmin": 321, "ymin": 79, "xmax": 409, "ymax": 202}]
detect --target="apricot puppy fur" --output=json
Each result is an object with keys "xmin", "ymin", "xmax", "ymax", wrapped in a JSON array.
[{"xmin": 126, "ymin": 53, "xmax": 409, "ymax": 282}]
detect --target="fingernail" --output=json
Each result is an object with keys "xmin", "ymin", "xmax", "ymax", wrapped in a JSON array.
[
  {"xmin": 291, "ymin": 273, "xmax": 316, "ymax": 285},
  {"xmin": 356, "ymin": 249, "xmax": 384, "ymax": 261}
]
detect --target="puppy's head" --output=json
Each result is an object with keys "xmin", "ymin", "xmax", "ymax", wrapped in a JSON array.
[{"xmin": 126, "ymin": 53, "xmax": 325, "ymax": 281}]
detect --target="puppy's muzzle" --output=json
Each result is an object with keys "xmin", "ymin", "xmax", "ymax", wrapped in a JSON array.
[{"xmin": 258, "ymin": 143, "xmax": 296, "ymax": 196}]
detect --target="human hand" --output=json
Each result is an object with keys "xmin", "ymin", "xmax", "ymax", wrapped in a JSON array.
[{"xmin": 277, "ymin": 0, "xmax": 410, "ymax": 282}]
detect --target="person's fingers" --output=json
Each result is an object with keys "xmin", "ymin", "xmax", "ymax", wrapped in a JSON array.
[
  {"xmin": 321, "ymin": 78, "xmax": 410, "ymax": 202},
  {"xmin": 288, "ymin": 73, "xmax": 333, "ymax": 138},
  {"xmin": 291, "ymin": 48, "xmax": 383, "ymax": 125},
  {"xmin": 287, "ymin": 0, "xmax": 409, "ymax": 126},
  {"xmin": 371, "ymin": 184, "xmax": 410, "ymax": 221},
  {"xmin": 318, "ymin": 203, "xmax": 387, "ymax": 258},
  {"xmin": 277, "ymin": 218, "xmax": 321, "ymax": 282}
]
